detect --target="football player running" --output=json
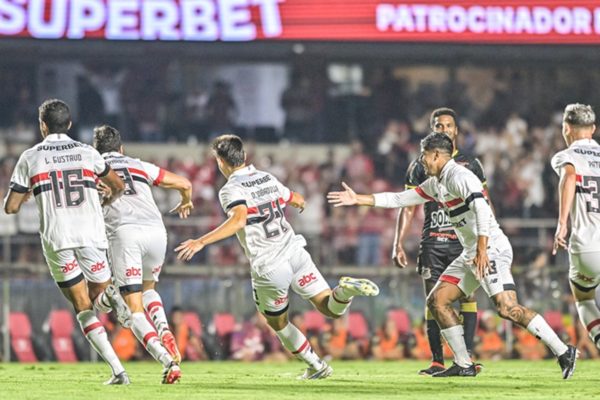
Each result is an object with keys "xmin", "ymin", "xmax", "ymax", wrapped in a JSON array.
[
  {"xmin": 94, "ymin": 125, "xmax": 193, "ymax": 384},
  {"xmin": 552, "ymin": 104, "xmax": 600, "ymax": 354},
  {"xmin": 176, "ymin": 134, "xmax": 379, "ymax": 380},
  {"xmin": 4, "ymin": 99, "xmax": 131, "ymax": 384},
  {"xmin": 393, "ymin": 108, "xmax": 484, "ymax": 375},
  {"xmin": 329, "ymin": 132, "xmax": 578, "ymax": 379}
]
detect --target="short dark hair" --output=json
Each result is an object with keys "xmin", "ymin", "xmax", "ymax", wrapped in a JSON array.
[
  {"xmin": 421, "ymin": 132, "xmax": 454, "ymax": 155},
  {"xmin": 430, "ymin": 107, "xmax": 458, "ymax": 128},
  {"xmin": 563, "ymin": 103, "xmax": 595, "ymax": 127},
  {"xmin": 38, "ymin": 99, "xmax": 71, "ymax": 133},
  {"xmin": 93, "ymin": 125, "xmax": 122, "ymax": 154},
  {"xmin": 211, "ymin": 134, "xmax": 245, "ymax": 167}
]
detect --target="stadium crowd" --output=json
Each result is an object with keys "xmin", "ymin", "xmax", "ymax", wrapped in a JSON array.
[{"xmin": 90, "ymin": 307, "xmax": 600, "ymax": 363}]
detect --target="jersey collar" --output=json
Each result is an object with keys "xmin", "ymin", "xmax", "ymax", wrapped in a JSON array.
[
  {"xmin": 570, "ymin": 138, "xmax": 599, "ymax": 147},
  {"xmin": 44, "ymin": 133, "xmax": 71, "ymax": 142},
  {"xmin": 229, "ymin": 164, "xmax": 256, "ymax": 179},
  {"xmin": 438, "ymin": 158, "xmax": 456, "ymax": 182}
]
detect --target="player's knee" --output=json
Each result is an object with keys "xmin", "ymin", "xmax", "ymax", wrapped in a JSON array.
[{"xmin": 426, "ymin": 292, "xmax": 443, "ymax": 314}]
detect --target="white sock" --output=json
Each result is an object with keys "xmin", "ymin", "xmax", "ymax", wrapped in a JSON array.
[
  {"xmin": 93, "ymin": 291, "xmax": 112, "ymax": 313},
  {"xmin": 327, "ymin": 289, "xmax": 352, "ymax": 316},
  {"xmin": 331, "ymin": 285, "xmax": 354, "ymax": 302},
  {"xmin": 275, "ymin": 323, "xmax": 323, "ymax": 370},
  {"xmin": 526, "ymin": 314, "xmax": 569, "ymax": 356},
  {"xmin": 440, "ymin": 325, "xmax": 472, "ymax": 368},
  {"xmin": 143, "ymin": 289, "xmax": 170, "ymax": 335},
  {"xmin": 76, "ymin": 310, "xmax": 124, "ymax": 376},
  {"xmin": 131, "ymin": 312, "xmax": 173, "ymax": 368},
  {"xmin": 576, "ymin": 300, "xmax": 600, "ymax": 347}
]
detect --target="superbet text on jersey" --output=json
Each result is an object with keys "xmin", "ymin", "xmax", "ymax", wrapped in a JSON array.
[{"xmin": 9, "ymin": 133, "xmax": 110, "ymax": 251}]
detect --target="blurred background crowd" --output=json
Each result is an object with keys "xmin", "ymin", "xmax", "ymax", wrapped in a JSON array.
[{"xmin": 2, "ymin": 52, "xmax": 600, "ymax": 362}]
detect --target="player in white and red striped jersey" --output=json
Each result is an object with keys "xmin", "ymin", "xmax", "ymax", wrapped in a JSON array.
[
  {"xmin": 175, "ymin": 134, "xmax": 379, "ymax": 380},
  {"xmin": 329, "ymin": 132, "xmax": 577, "ymax": 379},
  {"xmin": 3, "ymin": 99, "xmax": 131, "ymax": 385},
  {"xmin": 94, "ymin": 125, "xmax": 193, "ymax": 384},
  {"xmin": 552, "ymin": 103, "xmax": 600, "ymax": 352}
]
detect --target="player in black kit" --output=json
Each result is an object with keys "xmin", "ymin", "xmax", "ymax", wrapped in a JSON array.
[{"xmin": 392, "ymin": 108, "xmax": 489, "ymax": 375}]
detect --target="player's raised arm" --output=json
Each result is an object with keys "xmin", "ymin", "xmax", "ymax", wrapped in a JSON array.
[
  {"xmin": 156, "ymin": 170, "xmax": 193, "ymax": 219},
  {"xmin": 327, "ymin": 182, "xmax": 374, "ymax": 207},
  {"xmin": 175, "ymin": 204, "xmax": 248, "ymax": 261},
  {"xmin": 553, "ymin": 163, "xmax": 577, "ymax": 255}
]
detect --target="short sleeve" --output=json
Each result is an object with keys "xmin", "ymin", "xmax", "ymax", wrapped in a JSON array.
[
  {"xmin": 92, "ymin": 148, "xmax": 110, "ymax": 177},
  {"xmin": 273, "ymin": 176, "xmax": 293, "ymax": 203},
  {"xmin": 9, "ymin": 153, "xmax": 30, "ymax": 193},
  {"xmin": 218, "ymin": 184, "xmax": 247, "ymax": 212},
  {"xmin": 450, "ymin": 172, "xmax": 486, "ymax": 208},
  {"xmin": 405, "ymin": 160, "xmax": 426, "ymax": 189},
  {"xmin": 416, "ymin": 177, "xmax": 438, "ymax": 201},
  {"xmin": 551, "ymin": 151, "xmax": 575, "ymax": 176},
  {"xmin": 140, "ymin": 160, "xmax": 166, "ymax": 186}
]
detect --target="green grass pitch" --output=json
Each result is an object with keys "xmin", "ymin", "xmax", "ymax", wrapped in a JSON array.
[{"xmin": 0, "ymin": 360, "xmax": 598, "ymax": 400}]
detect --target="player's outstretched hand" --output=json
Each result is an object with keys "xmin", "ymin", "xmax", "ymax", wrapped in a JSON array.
[
  {"xmin": 392, "ymin": 245, "xmax": 408, "ymax": 268},
  {"xmin": 552, "ymin": 223, "xmax": 568, "ymax": 255},
  {"xmin": 327, "ymin": 182, "xmax": 358, "ymax": 207},
  {"xmin": 170, "ymin": 200, "xmax": 194, "ymax": 219},
  {"xmin": 175, "ymin": 239, "xmax": 205, "ymax": 261}
]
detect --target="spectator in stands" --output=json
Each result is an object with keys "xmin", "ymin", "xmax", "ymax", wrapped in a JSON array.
[
  {"xmin": 169, "ymin": 306, "xmax": 207, "ymax": 361},
  {"xmin": 319, "ymin": 316, "xmax": 360, "ymax": 360},
  {"xmin": 475, "ymin": 311, "xmax": 506, "ymax": 360},
  {"xmin": 372, "ymin": 319, "xmax": 404, "ymax": 360}
]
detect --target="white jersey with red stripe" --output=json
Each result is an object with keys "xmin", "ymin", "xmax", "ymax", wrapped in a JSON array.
[
  {"xmin": 101, "ymin": 152, "xmax": 166, "ymax": 237},
  {"xmin": 218, "ymin": 164, "xmax": 306, "ymax": 275},
  {"xmin": 551, "ymin": 138, "xmax": 600, "ymax": 254},
  {"xmin": 8, "ymin": 133, "xmax": 110, "ymax": 251},
  {"xmin": 374, "ymin": 159, "xmax": 504, "ymax": 257}
]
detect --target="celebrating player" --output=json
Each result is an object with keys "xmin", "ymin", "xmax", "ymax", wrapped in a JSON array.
[
  {"xmin": 3, "ymin": 99, "xmax": 131, "ymax": 385},
  {"xmin": 328, "ymin": 132, "xmax": 578, "ymax": 379},
  {"xmin": 551, "ymin": 104, "xmax": 600, "ymax": 353},
  {"xmin": 93, "ymin": 125, "xmax": 193, "ymax": 384},
  {"xmin": 175, "ymin": 134, "xmax": 379, "ymax": 380},
  {"xmin": 393, "ymin": 108, "xmax": 484, "ymax": 375}
]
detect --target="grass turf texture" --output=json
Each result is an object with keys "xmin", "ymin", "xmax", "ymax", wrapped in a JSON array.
[{"xmin": 0, "ymin": 360, "xmax": 597, "ymax": 400}]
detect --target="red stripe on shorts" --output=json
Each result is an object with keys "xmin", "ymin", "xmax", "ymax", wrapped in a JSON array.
[{"xmin": 440, "ymin": 275, "xmax": 461, "ymax": 285}]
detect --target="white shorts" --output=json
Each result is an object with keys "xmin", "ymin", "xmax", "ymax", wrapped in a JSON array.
[
  {"xmin": 43, "ymin": 245, "xmax": 111, "ymax": 288},
  {"xmin": 569, "ymin": 251, "xmax": 600, "ymax": 291},
  {"xmin": 251, "ymin": 246, "xmax": 330, "ymax": 316},
  {"xmin": 108, "ymin": 225, "xmax": 167, "ymax": 293},
  {"xmin": 439, "ymin": 236, "xmax": 515, "ymax": 297}
]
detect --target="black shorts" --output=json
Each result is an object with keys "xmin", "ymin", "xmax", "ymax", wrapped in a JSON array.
[{"xmin": 417, "ymin": 244, "xmax": 463, "ymax": 283}]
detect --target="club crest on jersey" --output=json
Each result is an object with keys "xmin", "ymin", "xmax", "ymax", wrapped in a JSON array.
[
  {"xmin": 298, "ymin": 273, "xmax": 317, "ymax": 287},
  {"xmin": 90, "ymin": 261, "xmax": 106, "ymax": 273},
  {"xmin": 61, "ymin": 259, "xmax": 79, "ymax": 273},
  {"xmin": 125, "ymin": 267, "xmax": 142, "ymax": 277}
]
